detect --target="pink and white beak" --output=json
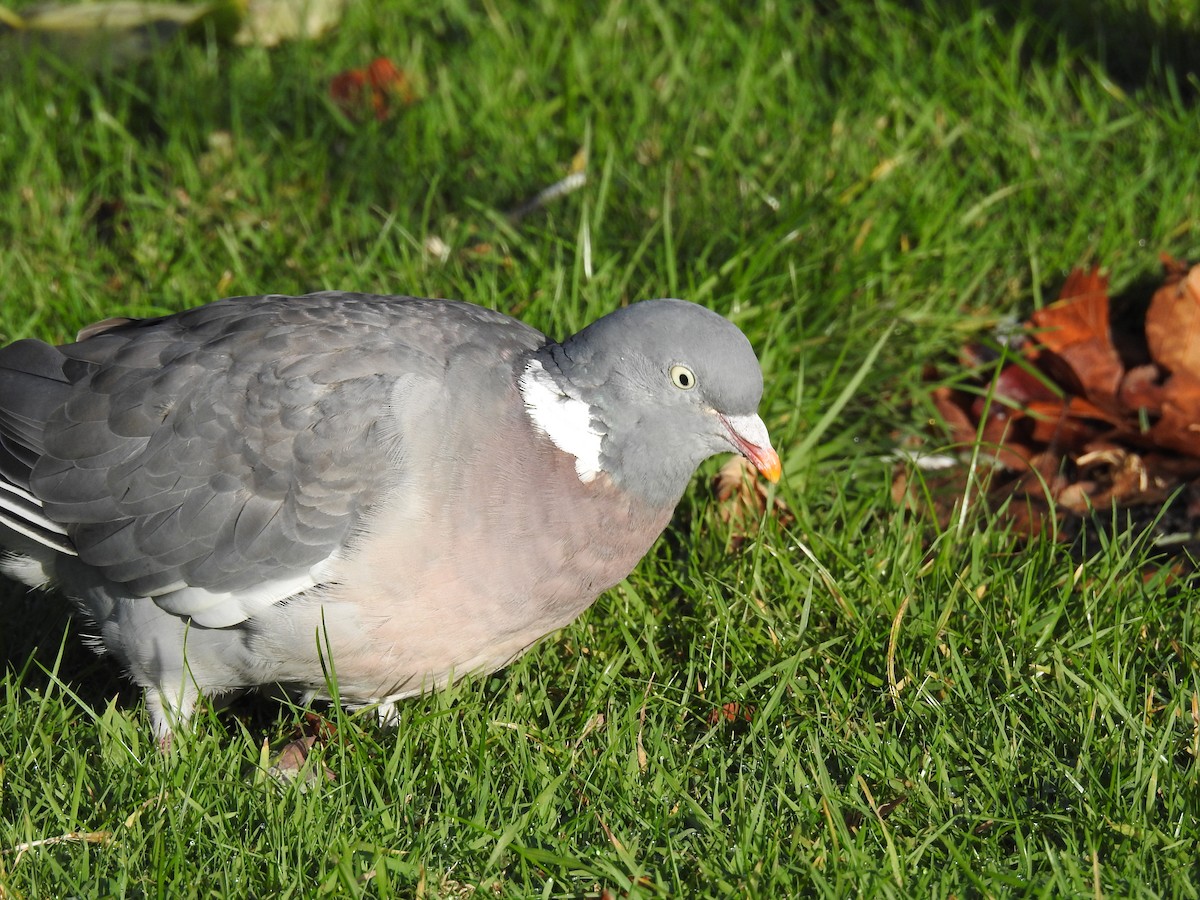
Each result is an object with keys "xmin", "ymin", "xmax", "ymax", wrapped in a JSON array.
[{"xmin": 719, "ymin": 413, "xmax": 781, "ymax": 482}]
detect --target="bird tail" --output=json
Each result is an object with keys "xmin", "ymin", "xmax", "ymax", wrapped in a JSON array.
[{"xmin": 0, "ymin": 339, "xmax": 77, "ymax": 555}]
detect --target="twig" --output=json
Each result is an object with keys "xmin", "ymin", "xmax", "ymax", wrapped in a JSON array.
[{"xmin": 506, "ymin": 171, "xmax": 587, "ymax": 222}]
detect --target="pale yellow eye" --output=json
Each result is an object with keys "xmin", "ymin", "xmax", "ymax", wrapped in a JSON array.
[{"xmin": 669, "ymin": 364, "xmax": 696, "ymax": 390}]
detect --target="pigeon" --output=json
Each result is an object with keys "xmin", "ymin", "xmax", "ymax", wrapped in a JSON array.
[{"xmin": 0, "ymin": 293, "xmax": 779, "ymax": 739}]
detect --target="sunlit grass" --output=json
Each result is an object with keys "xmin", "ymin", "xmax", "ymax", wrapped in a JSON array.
[{"xmin": 1, "ymin": 0, "xmax": 1199, "ymax": 896}]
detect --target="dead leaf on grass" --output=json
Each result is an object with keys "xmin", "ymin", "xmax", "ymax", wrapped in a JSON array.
[
  {"xmin": 713, "ymin": 456, "xmax": 792, "ymax": 548},
  {"xmin": 707, "ymin": 702, "xmax": 755, "ymax": 725},
  {"xmin": 329, "ymin": 57, "xmax": 416, "ymax": 122},
  {"xmin": 1027, "ymin": 266, "xmax": 1124, "ymax": 409},
  {"xmin": 233, "ymin": 0, "xmax": 345, "ymax": 47},
  {"xmin": 266, "ymin": 712, "xmax": 339, "ymax": 788},
  {"xmin": 1146, "ymin": 259, "xmax": 1200, "ymax": 381}
]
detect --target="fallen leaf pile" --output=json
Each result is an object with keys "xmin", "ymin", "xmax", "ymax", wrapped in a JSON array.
[{"xmin": 907, "ymin": 257, "xmax": 1200, "ymax": 541}]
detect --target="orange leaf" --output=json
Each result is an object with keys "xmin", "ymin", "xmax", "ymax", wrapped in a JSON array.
[
  {"xmin": 930, "ymin": 385, "xmax": 980, "ymax": 447},
  {"xmin": 713, "ymin": 456, "xmax": 792, "ymax": 548},
  {"xmin": 707, "ymin": 702, "xmax": 754, "ymax": 725},
  {"xmin": 329, "ymin": 57, "xmax": 415, "ymax": 122},
  {"xmin": 1145, "ymin": 262, "xmax": 1200, "ymax": 381},
  {"xmin": 366, "ymin": 58, "xmax": 414, "ymax": 104},
  {"xmin": 1033, "ymin": 267, "xmax": 1111, "ymax": 356},
  {"xmin": 329, "ymin": 68, "xmax": 367, "ymax": 113},
  {"xmin": 990, "ymin": 361, "xmax": 1060, "ymax": 407},
  {"xmin": 1118, "ymin": 364, "xmax": 1166, "ymax": 415},
  {"xmin": 1028, "ymin": 267, "xmax": 1124, "ymax": 408},
  {"xmin": 1149, "ymin": 372, "xmax": 1200, "ymax": 457},
  {"xmin": 1023, "ymin": 398, "xmax": 1109, "ymax": 447}
]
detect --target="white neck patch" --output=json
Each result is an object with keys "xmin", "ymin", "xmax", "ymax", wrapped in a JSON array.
[{"xmin": 518, "ymin": 358, "xmax": 604, "ymax": 483}]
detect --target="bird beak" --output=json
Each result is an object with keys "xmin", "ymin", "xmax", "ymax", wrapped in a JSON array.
[{"xmin": 718, "ymin": 413, "xmax": 781, "ymax": 483}]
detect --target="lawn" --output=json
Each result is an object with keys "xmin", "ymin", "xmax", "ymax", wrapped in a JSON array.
[{"xmin": 1, "ymin": 0, "xmax": 1199, "ymax": 896}]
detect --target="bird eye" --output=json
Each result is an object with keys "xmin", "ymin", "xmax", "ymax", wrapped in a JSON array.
[{"xmin": 669, "ymin": 364, "xmax": 696, "ymax": 390}]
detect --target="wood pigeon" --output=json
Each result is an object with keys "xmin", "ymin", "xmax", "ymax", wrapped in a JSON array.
[{"xmin": 0, "ymin": 293, "xmax": 779, "ymax": 739}]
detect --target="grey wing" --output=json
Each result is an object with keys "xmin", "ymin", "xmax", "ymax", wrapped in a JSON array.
[
  {"xmin": 10, "ymin": 293, "xmax": 543, "ymax": 628},
  {"xmin": 0, "ymin": 339, "xmax": 78, "ymax": 553}
]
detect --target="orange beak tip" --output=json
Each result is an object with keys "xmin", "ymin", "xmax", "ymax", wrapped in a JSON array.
[{"xmin": 758, "ymin": 450, "xmax": 782, "ymax": 483}]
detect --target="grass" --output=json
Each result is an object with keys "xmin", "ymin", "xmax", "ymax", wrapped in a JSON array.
[{"xmin": 2, "ymin": 0, "xmax": 1200, "ymax": 895}]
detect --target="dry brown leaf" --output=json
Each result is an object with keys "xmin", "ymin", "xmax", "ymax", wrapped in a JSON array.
[
  {"xmin": 1146, "ymin": 261, "xmax": 1200, "ymax": 381},
  {"xmin": 268, "ymin": 735, "xmax": 335, "ymax": 788},
  {"xmin": 1023, "ymin": 396, "xmax": 1118, "ymax": 443},
  {"xmin": 1118, "ymin": 364, "xmax": 1166, "ymax": 414},
  {"xmin": 929, "ymin": 383, "xmax": 1044, "ymax": 469},
  {"xmin": 707, "ymin": 702, "xmax": 755, "ymax": 725},
  {"xmin": 988, "ymin": 360, "xmax": 1060, "ymax": 408},
  {"xmin": 1149, "ymin": 372, "xmax": 1200, "ymax": 455},
  {"xmin": 329, "ymin": 57, "xmax": 415, "ymax": 122},
  {"xmin": 1032, "ymin": 266, "xmax": 1110, "ymax": 355},
  {"xmin": 977, "ymin": 415, "xmax": 1042, "ymax": 469},
  {"xmin": 713, "ymin": 456, "xmax": 792, "ymax": 547},
  {"xmin": 930, "ymin": 384, "xmax": 979, "ymax": 446},
  {"xmin": 234, "ymin": 0, "xmax": 346, "ymax": 47},
  {"xmin": 1057, "ymin": 447, "xmax": 1156, "ymax": 512},
  {"xmin": 300, "ymin": 710, "xmax": 338, "ymax": 743},
  {"xmin": 1028, "ymin": 267, "xmax": 1124, "ymax": 408}
]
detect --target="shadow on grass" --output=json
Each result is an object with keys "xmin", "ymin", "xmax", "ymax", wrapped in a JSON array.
[
  {"xmin": 826, "ymin": 0, "xmax": 1199, "ymax": 100},
  {"xmin": 990, "ymin": 0, "xmax": 1197, "ymax": 97},
  {"xmin": 0, "ymin": 578, "xmax": 136, "ymax": 717},
  {"xmin": 0, "ymin": 577, "xmax": 319, "ymax": 739}
]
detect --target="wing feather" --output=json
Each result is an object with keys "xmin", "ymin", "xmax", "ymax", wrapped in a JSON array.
[{"xmin": 0, "ymin": 293, "xmax": 545, "ymax": 627}]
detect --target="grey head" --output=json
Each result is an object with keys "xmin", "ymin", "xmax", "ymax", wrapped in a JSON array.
[{"xmin": 526, "ymin": 299, "xmax": 779, "ymax": 508}]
